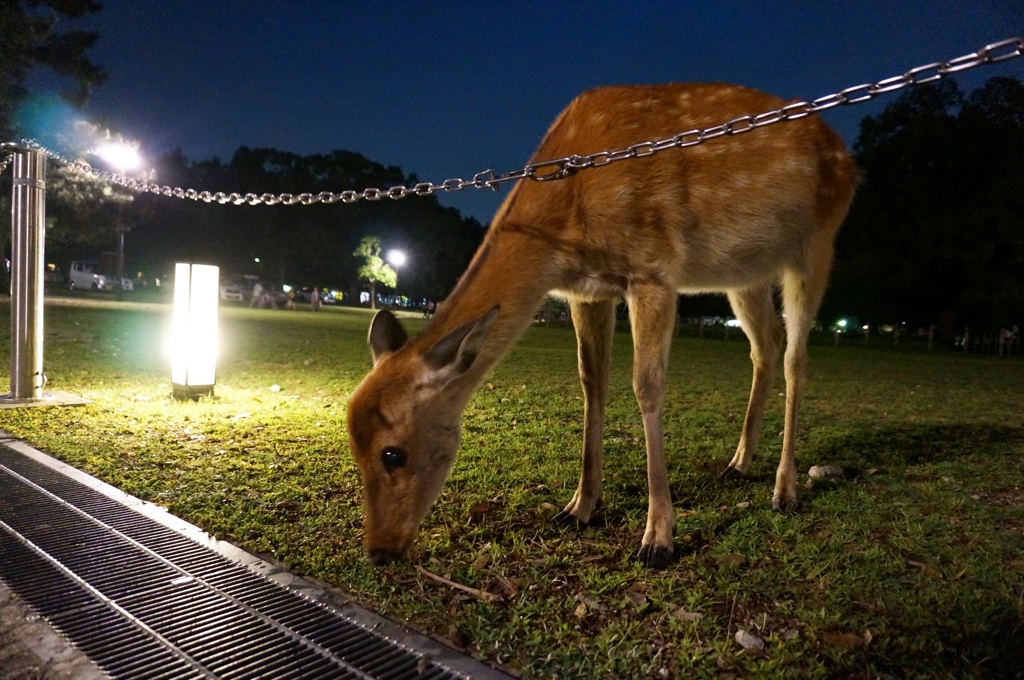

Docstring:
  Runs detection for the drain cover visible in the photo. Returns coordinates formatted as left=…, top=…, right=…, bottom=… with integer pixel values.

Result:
left=0, top=441, right=510, bottom=680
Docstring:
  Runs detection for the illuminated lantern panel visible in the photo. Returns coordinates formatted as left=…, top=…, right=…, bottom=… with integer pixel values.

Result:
left=171, top=263, right=219, bottom=400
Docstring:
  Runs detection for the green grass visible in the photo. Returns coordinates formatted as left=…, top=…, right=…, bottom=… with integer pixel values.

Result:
left=1, top=297, right=1022, bottom=679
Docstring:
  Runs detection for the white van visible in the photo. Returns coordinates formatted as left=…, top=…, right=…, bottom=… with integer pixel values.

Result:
left=68, top=261, right=134, bottom=291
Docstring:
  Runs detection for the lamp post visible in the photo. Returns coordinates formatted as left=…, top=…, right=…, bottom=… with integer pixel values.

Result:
left=171, top=263, right=219, bottom=400
left=95, top=142, right=141, bottom=283
left=385, top=250, right=406, bottom=307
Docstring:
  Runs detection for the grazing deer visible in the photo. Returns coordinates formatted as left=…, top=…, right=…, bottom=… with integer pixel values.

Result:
left=347, top=83, right=859, bottom=568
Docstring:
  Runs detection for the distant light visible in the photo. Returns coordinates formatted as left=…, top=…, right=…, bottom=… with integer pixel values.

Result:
left=95, top=142, right=141, bottom=172
left=282, top=284, right=292, bottom=293
left=254, top=257, right=260, bottom=263
left=862, top=325, right=869, bottom=330
left=386, top=250, right=406, bottom=267
left=837, top=319, right=848, bottom=328
left=171, top=263, right=219, bottom=400
left=725, top=319, right=742, bottom=328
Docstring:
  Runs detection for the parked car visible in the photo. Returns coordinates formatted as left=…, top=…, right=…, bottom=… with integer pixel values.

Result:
left=43, top=264, right=64, bottom=283
left=68, top=261, right=133, bottom=291
left=219, top=281, right=244, bottom=302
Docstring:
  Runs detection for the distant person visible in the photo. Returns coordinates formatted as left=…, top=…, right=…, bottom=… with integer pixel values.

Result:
left=310, top=287, right=322, bottom=312
left=286, top=288, right=296, bottom=310
left=249, top=282, right=263, bottom=308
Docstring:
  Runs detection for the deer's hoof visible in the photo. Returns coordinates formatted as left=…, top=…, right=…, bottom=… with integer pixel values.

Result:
left=719, top=466, right=745, bottom=481
left=552, top=510, right=588, bottom=528
left=772, top=495, right=798, bottom=513
left=635, top=544, right=673, bottom=569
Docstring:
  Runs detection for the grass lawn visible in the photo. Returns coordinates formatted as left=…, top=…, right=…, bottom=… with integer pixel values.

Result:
left=1, top=296, right=1022, bottom=679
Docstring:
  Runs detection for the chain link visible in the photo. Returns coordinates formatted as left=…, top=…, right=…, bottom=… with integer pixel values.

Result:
left=5, top=36, right=1022, bottom=204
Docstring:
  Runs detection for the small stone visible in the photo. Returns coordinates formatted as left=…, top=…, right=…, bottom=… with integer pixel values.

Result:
left=269, top=384, right=281, bottom=392
left=735, top=629, right=765, bottom=651
left=736, top=501, right=750, bottom=509
left=808, top=464, right=843, bottom=479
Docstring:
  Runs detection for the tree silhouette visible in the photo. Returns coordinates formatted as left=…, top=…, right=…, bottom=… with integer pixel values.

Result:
left=825, top=76, right=1024, bottom=339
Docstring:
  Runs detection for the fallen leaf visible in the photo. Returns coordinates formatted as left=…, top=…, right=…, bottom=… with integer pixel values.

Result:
left=469, top=501, right=495, bottom=516
left=720, top=553, right=745, bottom=569
left=539, top=502, right=558, bottom=512
left=822, top=631, right=864, bottom=651
left=626, top=590, right=649, bottom=607
left=906, top=559, right=942, bottom=579
left=531, top=404, right=543, bottom=412
left=574, top=592, right=606, bottom=612
left=275, top=500, right=303, bottom=513
left=953, top=568, right=967, bottom=581
left=550, top=480, right=564, bottom=490
left=447, top=624, right=469, bottom=648
left=736, top=501, right=750, bottom=509
left=671, top=607, right=703, bottom=622
left=416, top=655, right=432, bottom=674
left=470, top=554, right=491, bottom=570
left=573, top=602, right=588, bottom=618
left=486, top=382, right=494, bottom=390
left=497, top=576, right=522, bottom=597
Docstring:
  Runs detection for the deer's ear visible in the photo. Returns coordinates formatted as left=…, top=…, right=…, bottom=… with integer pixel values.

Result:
left=422, top=306, right=499, bottom=389
left=368, top=310, right=408, bottom=365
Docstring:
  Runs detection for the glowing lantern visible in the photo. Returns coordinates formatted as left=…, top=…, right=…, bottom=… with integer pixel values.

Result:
left=171, top=263, right=219, bottom=399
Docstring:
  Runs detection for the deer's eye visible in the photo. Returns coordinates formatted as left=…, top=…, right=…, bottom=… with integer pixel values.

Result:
left=381, top=447, right=408, bottom=472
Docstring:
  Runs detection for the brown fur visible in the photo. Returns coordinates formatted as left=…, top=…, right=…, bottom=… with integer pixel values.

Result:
left=346, top=82, right=859, bottom=567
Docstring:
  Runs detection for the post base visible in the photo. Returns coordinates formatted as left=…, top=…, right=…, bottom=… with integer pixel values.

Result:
left=172, top=383, right=214, bottom=401
left=0, top=391, right=91, bottom=409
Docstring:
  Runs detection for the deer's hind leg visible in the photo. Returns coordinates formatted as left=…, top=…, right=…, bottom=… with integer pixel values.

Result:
left=775, top=232, right=835, bottom=512
left=721, top=283, right=783, bottom=478
left=555, top=298, right=615, bottom=527
left=626, top=284, right=679, bottom=568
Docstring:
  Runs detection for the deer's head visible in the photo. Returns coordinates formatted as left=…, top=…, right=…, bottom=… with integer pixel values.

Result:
left=346, top=307, right=499, bottom=565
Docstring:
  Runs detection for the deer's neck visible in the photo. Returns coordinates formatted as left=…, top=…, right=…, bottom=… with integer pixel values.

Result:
left=421, top=222, right=560, bottom=402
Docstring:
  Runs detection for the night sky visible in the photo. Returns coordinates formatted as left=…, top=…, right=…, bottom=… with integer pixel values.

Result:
left=25, top=1, right=1024, bottom=223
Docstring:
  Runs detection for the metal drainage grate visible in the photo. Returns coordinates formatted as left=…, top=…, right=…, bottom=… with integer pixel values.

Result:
left=0, top=444, right=504, bottom=680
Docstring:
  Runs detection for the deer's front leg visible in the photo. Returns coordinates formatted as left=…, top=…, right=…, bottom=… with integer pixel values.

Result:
left=627, top=286, right=678, bottom=568
left=555, top=299, right=615, bottom=528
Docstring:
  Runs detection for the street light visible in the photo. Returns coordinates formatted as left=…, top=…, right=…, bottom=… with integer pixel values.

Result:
left=385, top=249, right=406, bottom=267
left=95, top=142, right=142, bottom=283
left=95, top=142, right=141, bottom=173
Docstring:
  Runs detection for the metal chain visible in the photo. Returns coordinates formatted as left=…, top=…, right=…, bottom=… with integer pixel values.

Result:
left=0, top=152, right=12, bottom=176
left=6, top=36, right=1022, bottom=205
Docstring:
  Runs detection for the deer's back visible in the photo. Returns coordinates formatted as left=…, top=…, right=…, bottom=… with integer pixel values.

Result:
left=495, top=83, right=859, bottom=296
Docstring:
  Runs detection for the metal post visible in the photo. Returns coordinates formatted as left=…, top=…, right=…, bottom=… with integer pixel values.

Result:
left=2, top=143, right=50, bottom=402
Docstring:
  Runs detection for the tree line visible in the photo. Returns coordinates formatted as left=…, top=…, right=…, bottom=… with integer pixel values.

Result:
left=1, top=1, right=1021, bottom=337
